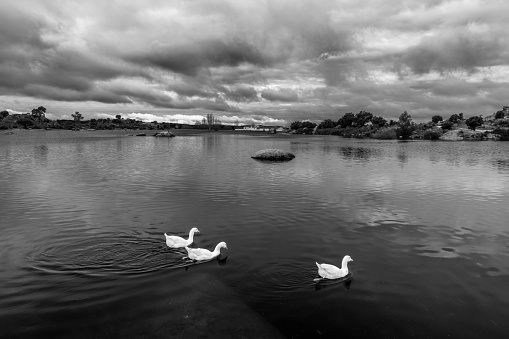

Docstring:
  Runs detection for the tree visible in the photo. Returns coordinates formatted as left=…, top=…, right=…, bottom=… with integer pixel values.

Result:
left=18, top=117, right=35, bottom=129
left=337, top=112, right=355, bottom=128
left=398, top=111, right=412, bottom=126
left=290, top=120, right=316, bottom=132
left=31, top=106, right=46, bottom=126
left=72, top=111, right=83, bottom=129
left=290, top=121, right=302, bottom=130
left=441, top=120, right=454, bottom=131
left=318, top=119, right=336, bottom=129
left=431, top=115, right=443, bottom=124
left=494, top=110, right=505, bottom=119
left=448, top=114, right=460, bottom=123
left=371, top=116, right=387, bottom=127
left=423, top=129, right=442, bottom=140
left=0, top=115, right=16, bottom=129
left=116, top=114, right=121, bottom=120
left=397, top=111, right=413, bottom=139
left=206, top=113, right=216, bottom=129
left=465, top=116, right=484, bottom=131
left=353, top=111, right=373, bottom=127
left=0, top=110, right=9, bottom=120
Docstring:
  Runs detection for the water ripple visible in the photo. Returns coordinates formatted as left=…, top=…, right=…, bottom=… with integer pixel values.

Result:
left=234, top=262, right=319, bottom=301
left=26, top=234, right=188, bottom=277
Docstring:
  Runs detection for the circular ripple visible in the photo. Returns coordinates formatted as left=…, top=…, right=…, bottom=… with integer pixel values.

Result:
left=233, top=262, right=319, bottom=300
left=26, top=234, right=189, bottom=277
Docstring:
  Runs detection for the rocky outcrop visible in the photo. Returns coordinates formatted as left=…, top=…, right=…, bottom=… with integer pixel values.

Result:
left=251, top=149, right=295, bottom=161
left=439, top=129, right=487, bottom=141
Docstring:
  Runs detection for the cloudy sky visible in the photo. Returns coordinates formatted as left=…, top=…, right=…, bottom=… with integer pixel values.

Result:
left=1, top=0, right=508, bottom=125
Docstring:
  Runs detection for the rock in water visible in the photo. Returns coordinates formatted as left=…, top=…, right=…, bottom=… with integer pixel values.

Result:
left=154, top=131, right=175, bottom=137
left=251, top=149, right=295, bottom=161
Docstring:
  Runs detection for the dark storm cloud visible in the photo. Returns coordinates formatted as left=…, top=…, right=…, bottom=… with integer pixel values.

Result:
left=105, top=82, right=238, bottom=111
left=165, top=81, right=217, bottom=99
left=398, top=31, right=505, bottom=74
left=20, top=84, right=131, bottom=104
left=317, top=56, right=368, bottom=86
left=0, top=4, right=52, bottom=51
left=409, top=77, right=495, bottom=97
left=192, top=98, right=240, bottom=112
left=261, top=88, right=299, bottom=102
left=127, top=39, right=268, bottom=77
left=221, top=85, right=259, bottom=102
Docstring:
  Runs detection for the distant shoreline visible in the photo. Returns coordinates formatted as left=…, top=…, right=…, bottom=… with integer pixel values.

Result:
left=1, top=128, right=293, bottom=138
left=3, top=127, right=508, bottom=141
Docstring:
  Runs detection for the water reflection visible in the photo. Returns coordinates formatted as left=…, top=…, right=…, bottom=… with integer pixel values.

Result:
left=339, top=146, right=381, bottom=162
left=396, top=143, right=409, bottom=165
left=184, top=256, right=228, bottom=270
left=2, top=131, right=509, bottom=338
left=33, top=145, right=48, bottom=167
left=315, top=277, right=352, bottom=291
left=203, top=134, right=221, bottom=154
left=491, top=159, right=509, bottom=173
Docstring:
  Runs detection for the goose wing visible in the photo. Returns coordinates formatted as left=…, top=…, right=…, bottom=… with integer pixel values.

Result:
left=185, top=247, right=214, bottom=260
left=316, top=263, right=341, bottom=278
left=165, top=235, right=188, bottom=247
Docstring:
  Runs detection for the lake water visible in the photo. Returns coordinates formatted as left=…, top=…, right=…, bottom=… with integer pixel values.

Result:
left=1, top=130, right=509, bottom=338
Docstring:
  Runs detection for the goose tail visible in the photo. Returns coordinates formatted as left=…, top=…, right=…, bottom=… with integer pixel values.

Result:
left=315, top=262, right=321, bottom=268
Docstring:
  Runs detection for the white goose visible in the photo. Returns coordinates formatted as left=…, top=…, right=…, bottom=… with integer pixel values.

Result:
left=185, top=242, right=227, bottom=261
left=314, top=255, right=353, bottom=281
left=164, top=227, right=200, bottom=248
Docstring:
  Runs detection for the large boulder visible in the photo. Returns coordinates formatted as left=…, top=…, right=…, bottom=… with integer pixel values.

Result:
left=251, top=149, right=295, bottom=161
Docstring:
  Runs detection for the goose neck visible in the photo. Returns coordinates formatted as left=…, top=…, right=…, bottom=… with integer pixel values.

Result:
left=341, top=258, right=349, bottom=270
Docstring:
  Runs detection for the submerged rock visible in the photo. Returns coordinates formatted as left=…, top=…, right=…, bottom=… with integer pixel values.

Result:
left=251, top=149, right=295, bottom=161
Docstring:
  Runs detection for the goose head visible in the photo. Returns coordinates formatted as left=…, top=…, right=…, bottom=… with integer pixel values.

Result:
left=190, top=227, right=200, bottom=234
left=216, top=242, right=228, bottom=250
left=343, top=255, right=353, bottom=263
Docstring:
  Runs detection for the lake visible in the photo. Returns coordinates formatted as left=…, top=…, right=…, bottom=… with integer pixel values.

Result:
left=1, top=130, right=509, bottom=338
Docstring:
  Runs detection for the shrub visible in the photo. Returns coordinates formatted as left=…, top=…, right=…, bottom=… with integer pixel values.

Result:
left=441, top=121, right=454, bottom=130
left=493, top=128, right=509, bottom=141
left=315, top=128, right=344, bottom=135
left=396, top=126, right=414, bottom=139
left=423, top=129, right=443, bottom=140
left=371, top=127, right=398, bottom=140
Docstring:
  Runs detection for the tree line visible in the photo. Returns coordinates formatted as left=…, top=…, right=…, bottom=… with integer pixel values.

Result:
left=0, top=108, right=234, bottom=131
left=289, top=109, right=507, bottom=139
left=0, top=107, right=160, bottom=130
